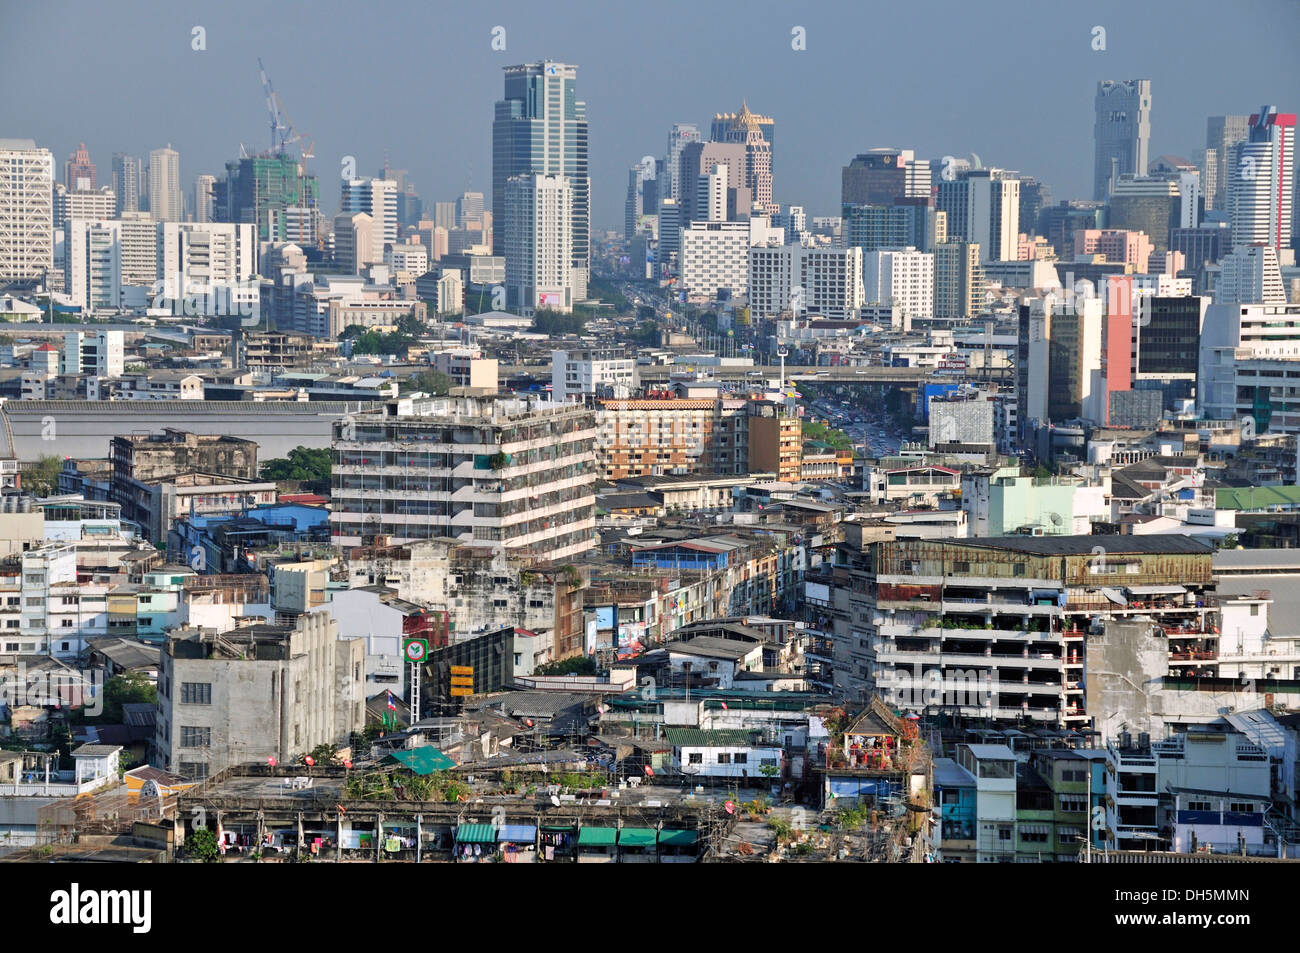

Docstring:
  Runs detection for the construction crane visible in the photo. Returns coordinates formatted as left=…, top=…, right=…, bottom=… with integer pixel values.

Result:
left=257, top=57, right=314, bottom=163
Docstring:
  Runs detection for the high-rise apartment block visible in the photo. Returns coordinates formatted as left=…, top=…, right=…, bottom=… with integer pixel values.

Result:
left=0, top=139, right=54, bottom=283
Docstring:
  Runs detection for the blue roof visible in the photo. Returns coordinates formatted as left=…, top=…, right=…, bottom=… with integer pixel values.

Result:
left=497, top=824, right=537, bottom=842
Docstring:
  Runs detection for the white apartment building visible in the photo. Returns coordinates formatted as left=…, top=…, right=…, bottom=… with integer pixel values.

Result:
left=0, top=543, right=109, bottom=659
left=863, top=246, right=934, bottom=321
left=148, top=146, right=183, bottom=223
left=937, top=170, right=1020, bottom=263
left=384, top=242, right=429, bottom=277
left=341, top=177, right=397, bottom=263
left=551, top=348, right=638, bottom=401
left=330, top=394, right=596, bottom=559
left=63, top=220, right=122, bottom=311
left=63, top=329, right=124, bottom=378
left=679, top=216, right=783, bottom=299
left=749, top=243, right=864, bottom=320
left=504, top=173, right=574, bottom=315
left=155, top=221, right=257, bottom=316
left=53, top=185, right=116, bottom=230
left=0, top=139, right=54, bottom=283
left=1199, top=302, right=1300, bottom=423
left=119, top=212, right=158, bottom=287
left=1215, top=244, right=1286, bottom=305
left=1229, top=107, right=1294, bottom=255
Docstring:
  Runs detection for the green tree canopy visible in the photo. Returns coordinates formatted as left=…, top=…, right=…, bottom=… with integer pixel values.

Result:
left=22, top=456, right=62, bottom=496
left=530, top=309, right=587, bottom=336
left=408, top=369, right=452, bottom=396
left=98, top=671, right=158, bottom=724
left=261, top=447, right=331, bottom=486
left=801, top=421, right=852, bottom=452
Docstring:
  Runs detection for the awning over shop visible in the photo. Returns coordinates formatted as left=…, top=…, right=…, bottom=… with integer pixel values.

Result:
left=577, top=826, right=617, bottom=847
left=497, top=824, right=537, bottom=843
left=1126, top=585, right=1188, bottom=596
left=455, top=823, right=498, bottom=843
left=657, top=829, right=699, bottom=847
left=617, top=827, right=657, bottom=847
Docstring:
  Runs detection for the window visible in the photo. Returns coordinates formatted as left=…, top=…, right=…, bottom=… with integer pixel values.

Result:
left=998, top=828, right=1012, bottom=841
left=1250, top=604, right=1260, bottom=617
left=733, top=753, right=748, bottom=764
left=717, top=753, right=732, bottom=764
left=1228, top=802, right=1256, bottom=814
left=180, top=682, right=212, bottom=705
left=688, top=753, right=702, bottom=764
left=179, top=761, right=209, bottom=781
left=1021, top=830, right=1049, bottom=844
left=1187, top=800, right=1213, bottom=812
left=180, top=726, right=211, bottom=748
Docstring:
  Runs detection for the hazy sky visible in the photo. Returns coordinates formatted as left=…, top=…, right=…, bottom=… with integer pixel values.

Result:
left=3, top=0, right=1297, bottom=230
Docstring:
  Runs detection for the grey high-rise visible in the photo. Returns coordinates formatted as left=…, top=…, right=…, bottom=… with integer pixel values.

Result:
left=1205, top=115, right=1250, bottom=212
left=492, top=61, right=589, bottom=299
left=1093, top=79, right=1152, bottom=200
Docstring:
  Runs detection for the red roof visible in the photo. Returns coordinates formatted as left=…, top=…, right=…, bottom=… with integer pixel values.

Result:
left=279, top=493, right=328, bottom=506
left=36, top=343, right=57, bottom=351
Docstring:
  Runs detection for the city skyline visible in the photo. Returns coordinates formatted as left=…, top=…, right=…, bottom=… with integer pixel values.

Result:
left=2, top=0, right=1297, bottom=230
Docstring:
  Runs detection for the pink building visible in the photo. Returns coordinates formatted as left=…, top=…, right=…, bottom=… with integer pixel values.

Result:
left=1072, top=228, right=1153, bottom=274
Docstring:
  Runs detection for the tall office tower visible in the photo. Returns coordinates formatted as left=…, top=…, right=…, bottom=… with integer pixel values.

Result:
left=710, top=104, right=775, bottom=171
left=936, top=169, right=1020, bottom=262
left=434, top=201, right=457, bottom=231
left=934, top=242, right=987, bottom=319
left=664, top=123, right=701, bottom=203
left=148, top=146, right=183, bottom=222
left=677, top=141, right=747, bottom=223
left=1205, top=116, right=1250, bottom=212
left=111, top=153, right=143, bottom=216
left=193, top=174, right=216, bottom=224
left=698, top=164, right=731, bottom=223
left=625, top=162, right=658, bottom=239
left=341, top=177, right=397, bottom=262
left=332, top=212, right=374, bottom=274
left=1093, top=80, right=1152, bottom=200
left=1018, top=178, right=1051, bottom=235
left=656, top=198, right=680, bottom=273
left=1107, top=175, right=1181, bottom=260
left=711, top=103, right=775, bottom=214
left=862, top=247, right=934, bottom=321
left=1216, top=244, right=1286, bottom=305
left=841, top=149, right=929, bottom=209
left=1229, top=106, right=1295, bottom=256
left=64, top=143, right=96, bottom=190
left=457, top=191, right=485, bottom=227
left=492, top=62, right=589, bottom=299
left=218, top=155, right=320, bottom=241
left=0, top=139, right=54, bottom=283
left=504, top=173, right=574, bottom=314
left=844, top=199, right=944, bottom=253
left=63, top=219, right=122, bottom=311
left=53, top=184, right=116, bottom=230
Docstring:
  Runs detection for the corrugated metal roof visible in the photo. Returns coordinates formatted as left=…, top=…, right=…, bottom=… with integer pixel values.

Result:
left=497, top=824, right=536, bottom=843
left=662, top=728, right=763, bottom=747
left=455, top=823, right=498, bottom=843
left=382, top=746, right=456, bottom=775
left=578, top=827, right=617, bottom=846
left=618, top=828, right=657, bottom=847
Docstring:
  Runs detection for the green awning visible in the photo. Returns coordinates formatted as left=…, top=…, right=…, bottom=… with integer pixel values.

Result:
left=658, top=829, right=699, bottom=847
left=541, top=824, right=576, bottom=832
left=577, top=826, right=617, bottom=847
left=455, top=823, right=498, bottom=843
left=617, top=827, right=658, bottom=847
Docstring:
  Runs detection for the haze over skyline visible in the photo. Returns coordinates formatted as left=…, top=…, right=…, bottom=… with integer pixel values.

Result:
left=3, top=0, right=1297, bottom=229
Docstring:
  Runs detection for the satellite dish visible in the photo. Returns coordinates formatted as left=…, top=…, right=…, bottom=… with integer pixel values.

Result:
left=1050, top=512, right=1063, bottom=526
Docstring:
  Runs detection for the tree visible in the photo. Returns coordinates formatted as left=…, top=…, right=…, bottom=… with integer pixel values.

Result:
left=96, top=671, right=157, bottom=724
left=530, top=309, right=587, bottom=336
left=187, top=827, right=220, bottom=862
left=534, top=656, right=597, bottom=676
left=410, top=369, right=452, bottom=396
left=261, top=447, right=331, bottom=487
left=22, top=456, right=62, bottom=496
left=801, top=421, right=852, bottom=452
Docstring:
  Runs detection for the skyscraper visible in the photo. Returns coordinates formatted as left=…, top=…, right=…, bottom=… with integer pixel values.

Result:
left=492, top=62, right=589, bottom=299
left=664, top=123, right=701, bottom=203
left=341, top=177, right=397, bottom=262
left=64, top=142, right=96, bottom=190
left=842, top=149, right=931, bottom=209
left=504, top=173, right=573, bottom=314
left=1229, top=105, right=1295, bottom=255
left=711, top=103, right=775, bottom=215
left=936, top=169, right=1020, bottom=262
left=193, top=174, right=216, bottom=224
left=457, top=191, right=485, bottom=228
left=0, top=139, right=54, bottom=283
left=112, top=153, right=144, bottom=216
left=218, top=154, right=320, bottom=241
left=1205, top=115, right=1250, bottom=212
left=148, top=145, right=183, bottom=222
left=1093, top=80, right=1152, bottom=201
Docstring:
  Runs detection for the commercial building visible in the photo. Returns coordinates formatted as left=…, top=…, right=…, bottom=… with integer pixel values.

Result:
left=341, top=177, right=397, bottom=263
left=937, top=170, right=1020, bottom=262
left=503, top=173, right=574, bottom=315
left=148, top=145, right=183, bottom=223
left=1094, top=80, right=1152, bottom=200
left=0, top=139, right=54, bottom=283
left=863, top=247, right=933, bottom=322
left=1205, top=115, right=1250, bottom=212
left=53, top=184, right=116, bottom=231
left=749, top=244, right=864, bottom=320
left=1108, top=175, right=1180, bottom=259
left=1229, top=106, right=1295, bottom=255
left=493, top=62, right=589, bottom=300
left=330, top=395, right=596, bottom=558
left=156, top=611, right=365, bottom=779
left=678, top=217, right=783, bottom=299
left=552, top=348, right=637, bottom=401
